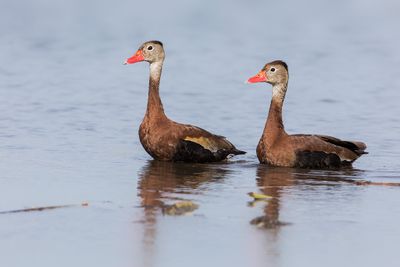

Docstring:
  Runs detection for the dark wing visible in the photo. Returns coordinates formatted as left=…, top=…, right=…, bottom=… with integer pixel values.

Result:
left=172, top=140, right=232, bottom=163
left=291, top=134, right=367, bottom=156
left=181, top=124, right=245, bottom=153
left=315, top=135, right=367, bottom=155
left=289, top=134, right=367, bottom=168
left=172, top=124, right=245, bottom=162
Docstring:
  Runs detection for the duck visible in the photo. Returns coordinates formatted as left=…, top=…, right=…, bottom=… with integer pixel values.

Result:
left=124, top=40, right=245, bottom=162
left=246, top=60, right=367, bottom=168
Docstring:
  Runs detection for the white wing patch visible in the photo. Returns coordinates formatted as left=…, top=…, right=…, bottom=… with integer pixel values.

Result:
left=183, top=136, right=219, bottom=152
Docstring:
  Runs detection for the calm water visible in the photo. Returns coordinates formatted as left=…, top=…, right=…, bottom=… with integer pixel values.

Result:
left=1, top=0, right=400, bottom=266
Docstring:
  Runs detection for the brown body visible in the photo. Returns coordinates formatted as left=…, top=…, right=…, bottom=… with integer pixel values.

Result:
left=139, top=107, right=241, bottom=162
left=126, top=41, right=245, bottom=162
left=248, top=60, right=367, bottom=168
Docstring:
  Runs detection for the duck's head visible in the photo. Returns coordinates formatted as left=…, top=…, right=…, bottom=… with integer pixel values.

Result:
left=124, top=40, right=165, bottom=65
left=247, top=60, right=288, bottom=86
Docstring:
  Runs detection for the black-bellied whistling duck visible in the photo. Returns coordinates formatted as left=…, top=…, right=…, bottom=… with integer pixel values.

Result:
left=124, top=40, right=245, bottom=162
left=247, top=60, right=367, bottom=168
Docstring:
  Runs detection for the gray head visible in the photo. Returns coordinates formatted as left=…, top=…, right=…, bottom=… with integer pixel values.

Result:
left=124, top=40, right=165, bottom=65
left=247, top=60, right=289, bottom=86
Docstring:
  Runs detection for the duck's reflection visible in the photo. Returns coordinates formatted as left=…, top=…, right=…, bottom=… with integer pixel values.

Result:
left=251, top=165, right=294, bottom=229
left=138, top=160, right=229, bottom=208
left=251, top=165, right=366, bottom=229
left=137, top=160, right=230, bottom=240
left=137, top=160, right=230, bottom=267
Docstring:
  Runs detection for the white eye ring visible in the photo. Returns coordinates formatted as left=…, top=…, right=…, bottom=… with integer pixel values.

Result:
left=270, top=67, right=276, bottom=72
left=147, top=46, right=153, bottom=51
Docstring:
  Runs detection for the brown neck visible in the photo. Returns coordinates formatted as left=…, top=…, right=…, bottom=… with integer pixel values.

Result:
left=262, top=83, right=287, bottom=144
left=145, top=61, right=166, bottom=120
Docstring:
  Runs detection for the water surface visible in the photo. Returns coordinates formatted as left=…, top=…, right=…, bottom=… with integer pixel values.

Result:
left=1, top=0, right=400, bottom=266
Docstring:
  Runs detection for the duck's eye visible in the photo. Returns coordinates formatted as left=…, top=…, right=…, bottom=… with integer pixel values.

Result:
left=147, top=46, right=153, bottom=51
left=270, top=67, right=276, bottom=72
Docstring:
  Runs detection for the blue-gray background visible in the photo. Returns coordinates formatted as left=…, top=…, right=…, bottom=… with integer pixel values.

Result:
left=1, top=0, right=400, bottom=267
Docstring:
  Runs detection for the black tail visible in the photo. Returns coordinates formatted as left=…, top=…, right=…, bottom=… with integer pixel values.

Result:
left=231, top=149, right=246, bottom=155
left=174, top=140, right=245, bottom=163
